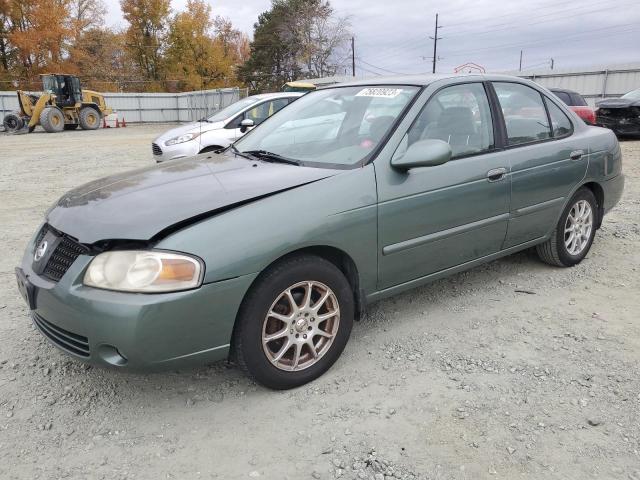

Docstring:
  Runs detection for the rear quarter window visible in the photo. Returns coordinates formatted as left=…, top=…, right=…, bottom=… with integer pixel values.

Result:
left=545, top=98, right=573, bottom=138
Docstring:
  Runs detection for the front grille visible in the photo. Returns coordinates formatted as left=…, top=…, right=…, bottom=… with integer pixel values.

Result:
left=35, top=225, right=89, bottom=282
left=33, top=314, right=90, bottom=357
left=43, top=235, right=88, bottom=282
left=152, top=143, right=162, bottom=155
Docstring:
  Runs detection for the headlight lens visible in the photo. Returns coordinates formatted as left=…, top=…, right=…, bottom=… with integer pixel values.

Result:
left=84, top=251, right=203, bottom=293
left=165, top=133, right=200, bottom=146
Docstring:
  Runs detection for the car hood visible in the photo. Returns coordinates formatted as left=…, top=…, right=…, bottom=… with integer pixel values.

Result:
left=154, top=121, right=226, bottom=143
left=46, top=152, right=341, bottom=244
left=596, top=98, right=640, bottom=108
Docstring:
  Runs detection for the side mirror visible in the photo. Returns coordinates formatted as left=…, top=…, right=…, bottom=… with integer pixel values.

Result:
left=240, top=118, right=254, bottom=133
left=391, top=139, right=452, bottom=171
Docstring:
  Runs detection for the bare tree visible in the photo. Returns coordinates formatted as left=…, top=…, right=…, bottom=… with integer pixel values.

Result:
left=282, top=0, right=351, bottom=78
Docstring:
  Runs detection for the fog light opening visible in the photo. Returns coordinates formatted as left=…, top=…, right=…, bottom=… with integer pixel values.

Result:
left=97, top=344, right=128, bottom=367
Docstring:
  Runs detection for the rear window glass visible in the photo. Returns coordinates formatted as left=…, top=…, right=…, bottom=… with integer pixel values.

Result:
left=494, top=82, right=551, bottom=146
left=570, top=93, right=588, bottom=106
left=552, top=91, right=571, bottom=105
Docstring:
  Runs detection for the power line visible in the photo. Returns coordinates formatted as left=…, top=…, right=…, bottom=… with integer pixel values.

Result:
left=356, top=58, right=407, bottom=75
left=358, top=0, right=631, bottom=64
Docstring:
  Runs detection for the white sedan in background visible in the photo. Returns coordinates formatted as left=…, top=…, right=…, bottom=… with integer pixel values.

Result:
left=152, top=92, right=303, bottom=163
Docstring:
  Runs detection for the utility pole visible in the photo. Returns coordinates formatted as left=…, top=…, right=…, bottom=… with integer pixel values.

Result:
left=550, top=58, right=554, bottom=70
left=351, top=37, right=356, bottom=77
left=519, top=50, right=523, bottom=72
left=429, top=14, right=443, bottom=74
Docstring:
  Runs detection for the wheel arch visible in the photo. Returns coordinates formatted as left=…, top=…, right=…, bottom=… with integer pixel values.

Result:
left=80, top=102, right=102, bottom=114
left=199, top=145, right=225, bottom=154
left=581, top=181, right=605, bottom=229
left=228, top=245, right=364, bottom=361
left=550, top=180, right=605, bottom=236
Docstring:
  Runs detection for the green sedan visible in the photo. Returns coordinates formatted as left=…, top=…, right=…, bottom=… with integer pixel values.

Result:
left=16, top=75, right=624, bottom=389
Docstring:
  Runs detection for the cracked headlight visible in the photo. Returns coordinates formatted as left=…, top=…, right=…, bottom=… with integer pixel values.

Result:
left=84, top=251, right=204, bottom=293
left=165, top=133, right=200, bottom=146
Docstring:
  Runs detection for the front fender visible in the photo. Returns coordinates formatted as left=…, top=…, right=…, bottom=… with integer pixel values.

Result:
left=155, top=165, right=379, bottom=295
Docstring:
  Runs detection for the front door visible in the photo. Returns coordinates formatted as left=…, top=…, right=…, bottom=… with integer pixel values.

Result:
left=376, top=82, right=511, bottom=290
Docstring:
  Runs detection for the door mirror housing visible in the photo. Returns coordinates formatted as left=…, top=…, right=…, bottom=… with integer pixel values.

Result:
left=240, top=118, right=255, bottom=133
left=391, top=139, right=452, bottom=171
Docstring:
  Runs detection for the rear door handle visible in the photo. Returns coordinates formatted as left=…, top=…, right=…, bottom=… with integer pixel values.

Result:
left=487, top=167, right=508, bottom=182
left=570, top=149, right=584, bottom=161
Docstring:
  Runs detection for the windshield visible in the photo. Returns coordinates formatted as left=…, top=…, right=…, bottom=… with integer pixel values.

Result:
left=206, top=96, right=261, bottom=122
left=235, top=85, right=420, bottom=167
left=621, top=89, right=640, bottom=101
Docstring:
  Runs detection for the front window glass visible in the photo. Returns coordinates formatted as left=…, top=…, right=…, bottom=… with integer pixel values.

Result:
left=235, top=86, right=419, bottom=167
left=206, top=96, right=260, bottom=122
left=406, top=83, right=494, bottom=158
left=621, top=89, right=640, bottom=100
left=494, top=82, right=551, bottom=145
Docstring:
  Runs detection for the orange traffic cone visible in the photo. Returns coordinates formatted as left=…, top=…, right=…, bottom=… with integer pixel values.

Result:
left=103, top=116, right=108, bottom=128
left=121, top=117, right=127, bottom=128
left=115, top=118, right=120, bottom=128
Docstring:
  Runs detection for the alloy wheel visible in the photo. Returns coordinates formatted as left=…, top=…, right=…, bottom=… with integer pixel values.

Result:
left=262, top=281, right=340, bottom=371
left=564, top=199, right=593, bottom=256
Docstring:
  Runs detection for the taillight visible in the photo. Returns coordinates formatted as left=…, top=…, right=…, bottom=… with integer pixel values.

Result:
left=584, top=109, right=596, bottom=125
left=572, top=107, right=596, bottom=125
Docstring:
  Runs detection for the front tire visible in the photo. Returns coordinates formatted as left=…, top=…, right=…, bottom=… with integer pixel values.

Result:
left=233, top=254, right=354, bottom=389
left=39, top=107, right=65, bottom=133
left=79, top=107, right=100, bottom=130
left=536, top=187, right=598, bottom=267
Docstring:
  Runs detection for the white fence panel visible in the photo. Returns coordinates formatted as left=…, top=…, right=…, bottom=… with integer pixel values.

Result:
left=0, top=87, right=246, bottom=123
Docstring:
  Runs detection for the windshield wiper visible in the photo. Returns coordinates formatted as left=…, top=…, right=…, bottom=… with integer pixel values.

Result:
left=230, top=144, right=254, bottom=160
left=242, top=150, right=301, bottom=166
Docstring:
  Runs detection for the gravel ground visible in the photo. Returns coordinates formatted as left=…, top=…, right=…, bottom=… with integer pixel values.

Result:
left=1, top=125, right=639, bottom=480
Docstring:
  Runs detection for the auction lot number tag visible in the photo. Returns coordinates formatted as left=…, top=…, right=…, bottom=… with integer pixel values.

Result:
left=356, top=87, right=403, bottom=98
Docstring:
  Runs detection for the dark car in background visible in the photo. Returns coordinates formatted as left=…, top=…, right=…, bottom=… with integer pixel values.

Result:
left=549, top=88, right=596, bottom=125
left=596, top=88, right=640, bottom=137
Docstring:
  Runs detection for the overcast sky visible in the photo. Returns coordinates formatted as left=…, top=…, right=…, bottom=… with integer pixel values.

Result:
left=103, top=0, right=640, bottom=76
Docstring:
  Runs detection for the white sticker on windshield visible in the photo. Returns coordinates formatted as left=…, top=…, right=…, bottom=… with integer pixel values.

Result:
left=356, top=87, right=403, bottom=98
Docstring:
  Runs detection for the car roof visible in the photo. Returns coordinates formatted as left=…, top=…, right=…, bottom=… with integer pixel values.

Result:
left=321, top=73, right=540, bottom=88
left=549, top=88, right=581, bottom=95
left=251, top=92, right=305, bottom=100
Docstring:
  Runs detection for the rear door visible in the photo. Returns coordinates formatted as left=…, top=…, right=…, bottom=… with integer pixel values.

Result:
left=491, top=82, right=589, bottom=248
left=376, top=81, right=511, bottom=289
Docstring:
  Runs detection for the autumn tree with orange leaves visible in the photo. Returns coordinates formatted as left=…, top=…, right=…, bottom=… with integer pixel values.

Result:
left=0, top=0, right=249, bottom=92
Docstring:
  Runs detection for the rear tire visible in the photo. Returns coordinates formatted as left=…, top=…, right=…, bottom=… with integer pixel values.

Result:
left=233, top=254, right=354, bottom=389
left=536, top=187, right=598, bottom=267
left=3, top=113, right=25, bottom=132
left=39, top=107, right=65, bottom=133
left=79, top=107, right=100, bottom=130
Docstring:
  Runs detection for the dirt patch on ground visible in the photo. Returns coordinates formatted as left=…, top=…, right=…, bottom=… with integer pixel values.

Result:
left=1, top=126, right=639, bottom=479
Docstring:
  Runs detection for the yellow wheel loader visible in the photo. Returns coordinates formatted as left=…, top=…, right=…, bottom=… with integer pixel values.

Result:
left=2, top=74, right=112, bottom=133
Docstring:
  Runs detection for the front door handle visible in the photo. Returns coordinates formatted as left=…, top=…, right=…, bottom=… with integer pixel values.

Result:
left=487, top=167, right=508, bottom=182
left=570, top=149, right=584, bottom=161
